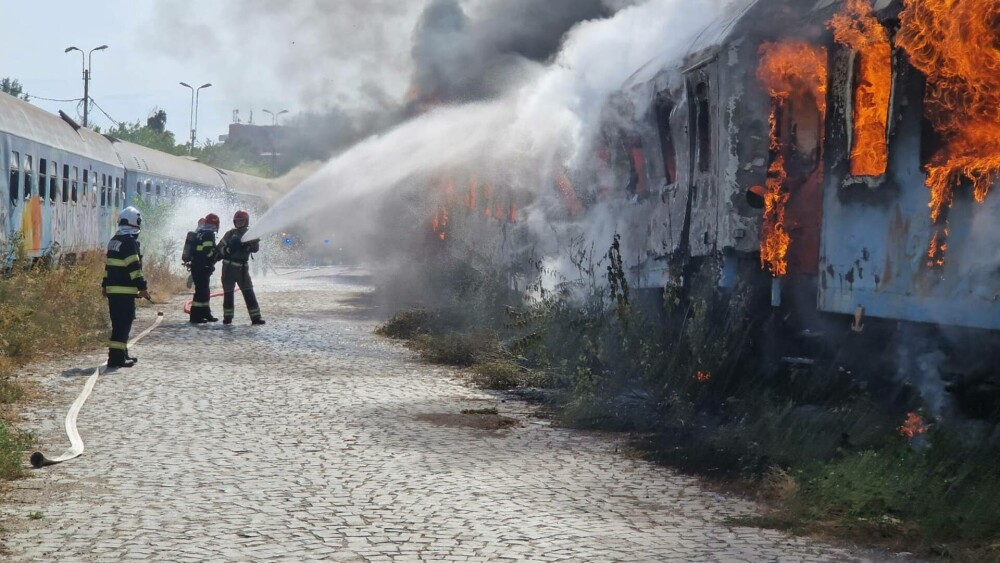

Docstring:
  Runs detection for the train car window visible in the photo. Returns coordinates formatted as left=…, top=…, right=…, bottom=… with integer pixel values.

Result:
left=695, top=83, right=712, bottom=174
left=24, top=155, right=33, bottom=200
left=114, top=178, right=120, bottom=208
left=100, top=174, right=106, bottom=207
left=654, top=94, right=677, bottom=184
left=39, top=159, right=47, bottom=187
left=145, top=181, right=151, bottom=198
left=135, top=181, right=141, bottom=204
left=155, top=184, right=161, bottom=198
left=82, top=169, right=89, bottom=206
left=9, top=151, right=19, bottom=206
left=48, top=160, right=57, bottom=204
left=72, top=166, right=79, bottom=204
left=62, top=165, right=69, bottom=203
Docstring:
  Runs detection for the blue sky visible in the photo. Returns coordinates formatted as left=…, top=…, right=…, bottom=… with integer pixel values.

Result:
left=0, top=0, right=417, bottom=144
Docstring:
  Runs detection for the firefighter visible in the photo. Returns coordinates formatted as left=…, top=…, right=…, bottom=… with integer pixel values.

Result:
left=189, top=213, right=221, bottom=323
left=182, top=217, right=205, bottom=289
left=219, top=210, right=265, bottom=325
left=102, top=206, right=150, bottom=369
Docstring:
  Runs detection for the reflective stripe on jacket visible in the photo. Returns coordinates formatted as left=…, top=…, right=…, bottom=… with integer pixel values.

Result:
left=102, top=234, right=146, bottom=293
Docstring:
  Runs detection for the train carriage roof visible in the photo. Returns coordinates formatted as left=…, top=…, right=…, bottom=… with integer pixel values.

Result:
left=107, top=137, right=226, bottom=189
left=0, top=91, right=121, bottom=166
left=216, top=167, right=278, bottom=202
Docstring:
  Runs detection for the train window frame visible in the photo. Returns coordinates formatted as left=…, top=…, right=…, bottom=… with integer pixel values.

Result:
left=155, top=183, right=161, bottom=198
left=145, top=180, right=151, bottom=199
left=48, top=160, right=58, bottom=204
left=114, top=178, right=121, bottom=208
left=695, top=82, right=712, bottom=174
left=23, top=154, right=33, bottom=201
left=82, top=169, right=89, bottom=206
left=654, top=93, right=678, bottom=185
left=71, top=166, right=79, bottom=204
left=9, top=151, right=19, bottom=206
left=100, top=174, right=107, bottom=207
left=135, top=181, right=141, bottom=204
left=62, top=164, right=69, bottom=203
left=844, top=47, right=892, bottom=181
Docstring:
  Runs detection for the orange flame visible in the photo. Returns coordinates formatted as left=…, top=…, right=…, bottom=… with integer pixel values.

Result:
left=897, top=412, right=929, bottom=439
left=695, top=371, right=712, bottom=383
left=829, top=0, right=891, bottom=177
left=555, top=168, right=583, bottom=217
left=431, top=206, right=449, bottom=241
left=509, top=202, right=518, bottom=223
left=757, top=42, right=828, bottom=277
left=466, top=174, right=478, bottom=209
left=897, top=0, right=1000, bottom=224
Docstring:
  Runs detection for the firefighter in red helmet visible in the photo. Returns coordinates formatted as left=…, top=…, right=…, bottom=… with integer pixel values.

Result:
left=219, top=210, right=265, bottom=325
left=189, top=213, right=221, bottom=323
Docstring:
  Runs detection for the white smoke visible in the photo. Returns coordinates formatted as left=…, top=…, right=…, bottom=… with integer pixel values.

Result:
left=247, top=0, right=732, bottom=253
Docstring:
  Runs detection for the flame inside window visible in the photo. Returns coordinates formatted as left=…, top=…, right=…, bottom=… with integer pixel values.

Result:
left=830, top=0, right=892, bottom=178
left=897, top=0, right=1000, bottom=225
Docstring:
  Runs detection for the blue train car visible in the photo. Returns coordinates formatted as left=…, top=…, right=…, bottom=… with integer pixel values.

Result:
left=0, top=92, right=123, bottom=257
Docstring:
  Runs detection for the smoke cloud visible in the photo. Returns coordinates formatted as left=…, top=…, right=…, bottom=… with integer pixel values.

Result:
left=245, top=0, right=732, bottom=272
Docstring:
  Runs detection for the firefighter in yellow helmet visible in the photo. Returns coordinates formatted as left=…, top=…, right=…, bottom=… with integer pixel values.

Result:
left=102, top=206, right=150, bottom=368
left=219, top=210, right=265, bottom=325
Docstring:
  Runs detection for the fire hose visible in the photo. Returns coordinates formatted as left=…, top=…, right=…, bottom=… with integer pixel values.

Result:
left=30, top=301, right=164, bottom=469
left=182, top=288, right=241, bottom=314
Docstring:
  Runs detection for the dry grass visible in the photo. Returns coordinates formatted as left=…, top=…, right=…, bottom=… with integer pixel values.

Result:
left=141, top=255, right=187, bottom=303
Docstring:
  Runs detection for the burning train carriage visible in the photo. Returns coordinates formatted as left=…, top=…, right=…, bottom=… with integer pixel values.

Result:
left=608, top=0, right=1000, bottom=410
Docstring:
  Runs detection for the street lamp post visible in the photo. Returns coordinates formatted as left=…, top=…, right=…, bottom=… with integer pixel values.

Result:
left=64, top=45, right=108, bottom=128
left=179, top=82, right=212, bottom=153
left=261, top=109, right=289, bottom=126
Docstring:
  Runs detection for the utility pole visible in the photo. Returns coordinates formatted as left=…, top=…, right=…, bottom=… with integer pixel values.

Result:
left=180, top=82, right=212, bottom=154
left=64, top=45, right=108, bottom=128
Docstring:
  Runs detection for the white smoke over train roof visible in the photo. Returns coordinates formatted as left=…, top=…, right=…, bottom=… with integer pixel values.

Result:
left=245, top=0, right=732, bottom=253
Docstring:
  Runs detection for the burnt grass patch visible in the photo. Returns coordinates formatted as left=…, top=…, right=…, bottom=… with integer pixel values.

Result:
left=374, top=247, right=1000, bottom=560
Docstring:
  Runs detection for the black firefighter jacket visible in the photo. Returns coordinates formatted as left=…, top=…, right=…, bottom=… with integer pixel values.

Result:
left=102, top=233, right=147, bottom=296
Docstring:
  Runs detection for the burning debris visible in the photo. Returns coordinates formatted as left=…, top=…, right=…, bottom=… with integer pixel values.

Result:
left=829, top=0, right=892, bottom=178
left=897, top=412, right=930, bottom=439
left=756, top=41, right=828, bottom=277
left=695, top=371, right=712, bottom=383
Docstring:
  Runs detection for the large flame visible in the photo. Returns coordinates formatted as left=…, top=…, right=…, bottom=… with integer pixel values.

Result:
left=829, top=0, right=892, bottom=177
left=897, top=0, right=1000, bottom=224
left=757, top=42, right=828, bottom=277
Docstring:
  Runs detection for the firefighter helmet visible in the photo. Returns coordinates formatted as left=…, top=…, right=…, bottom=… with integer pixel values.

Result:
left=118, top=207, right=142, bottom=229
left=234, top=210, right=250, bottom=228
left=204, top=213, right=221, bottom=231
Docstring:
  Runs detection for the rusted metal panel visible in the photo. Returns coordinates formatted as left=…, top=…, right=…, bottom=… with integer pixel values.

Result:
left=818, top=44, right=1000, bottom=331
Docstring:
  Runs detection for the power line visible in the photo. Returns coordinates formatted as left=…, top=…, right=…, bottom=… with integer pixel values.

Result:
left=23, top=93, right=82, bottom=103
left=87, top=97, right=121, bottom=129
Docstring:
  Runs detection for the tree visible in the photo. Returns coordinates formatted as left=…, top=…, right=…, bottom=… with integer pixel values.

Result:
left=107, top=120, right=186, bottom=155
left=146, top=108, right=167, bottom=133
left=0, top=77, right=29, bottom=101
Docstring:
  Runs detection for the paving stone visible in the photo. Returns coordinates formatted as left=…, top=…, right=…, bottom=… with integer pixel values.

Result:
left=0, top=268, right=919, bottom=562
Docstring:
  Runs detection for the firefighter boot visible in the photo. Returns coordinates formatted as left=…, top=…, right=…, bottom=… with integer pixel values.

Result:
left=252, top=318, right=266, bottom=326
left=107, top=349, right=135, bottom=369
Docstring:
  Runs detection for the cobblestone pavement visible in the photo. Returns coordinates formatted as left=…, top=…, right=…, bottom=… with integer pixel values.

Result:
left=0, top=268, right=913, bottom=562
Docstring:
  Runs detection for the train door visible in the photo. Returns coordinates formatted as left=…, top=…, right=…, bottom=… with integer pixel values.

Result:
left=770, top=84, right=825, bottom=276
left=686, top=68, right=719, bottom=257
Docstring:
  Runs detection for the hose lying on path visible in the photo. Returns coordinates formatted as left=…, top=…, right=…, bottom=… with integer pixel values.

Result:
left=182, top=289, right=240, bottom=314
left=30, top=309, right=165, bottom=469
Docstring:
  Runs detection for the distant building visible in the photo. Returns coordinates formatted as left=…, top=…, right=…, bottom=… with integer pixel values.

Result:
left=225, top=124, right=289, bottom=154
